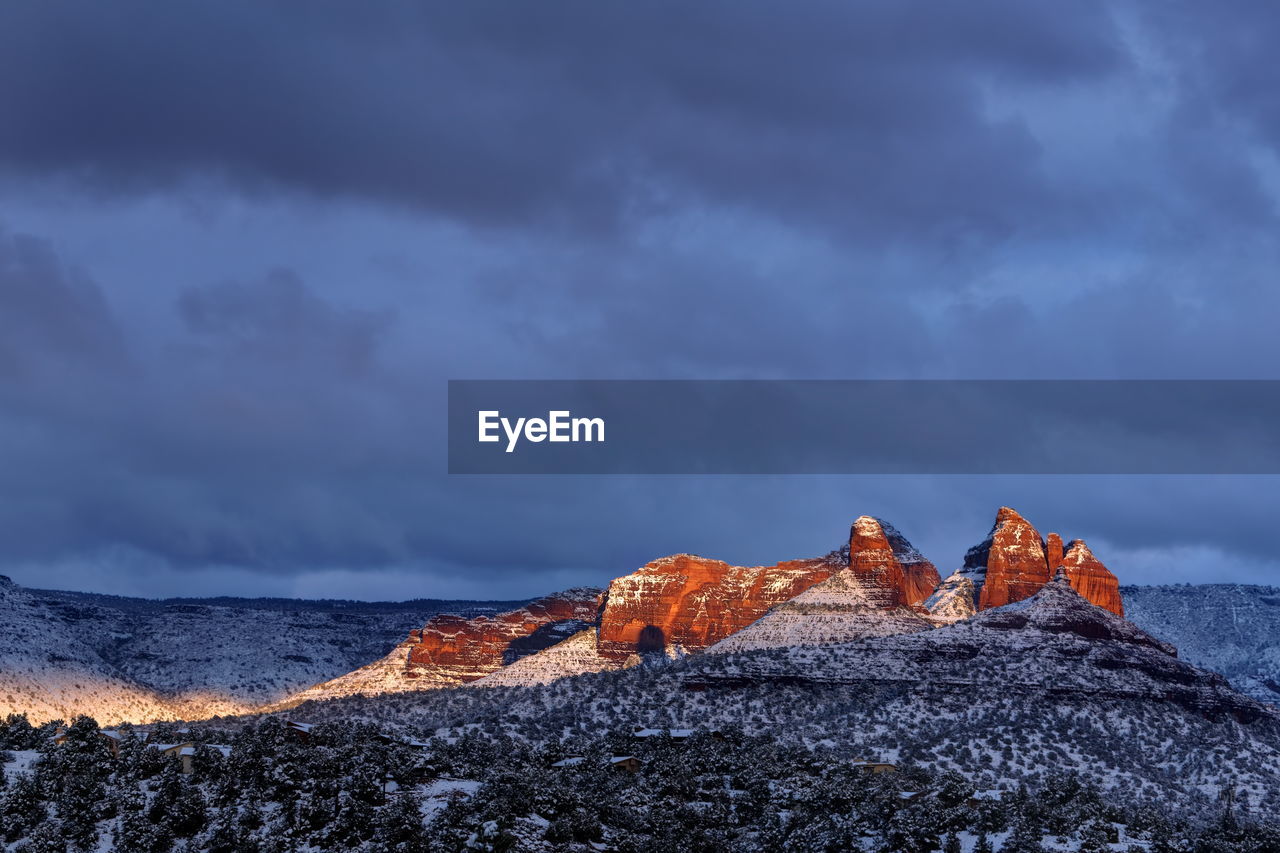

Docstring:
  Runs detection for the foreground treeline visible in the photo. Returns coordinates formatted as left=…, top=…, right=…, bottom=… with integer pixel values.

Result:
left=0, top=713, right=1275, bottom=852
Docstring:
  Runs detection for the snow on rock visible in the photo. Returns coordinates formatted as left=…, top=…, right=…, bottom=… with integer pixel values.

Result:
left=927, top=508, right=1123, bottom=620
left=1122, top=583, right=1280, bottom=703
left=706, top=568, right=933, bottom=653
left=1060, top=538, right=1124, bottom=617
left=278, top=588, right=603, bottom=704
left=692, top=572, right=1266, bottom=725
left=469, top=629, right=619, bottom=687
left=924, top=571, right=979, bottom=624
left=594, top=554, right=837, bottom=662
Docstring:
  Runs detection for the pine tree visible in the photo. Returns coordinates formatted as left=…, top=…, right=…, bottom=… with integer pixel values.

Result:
left=374, top=793, right=429, bottom=853
left=1003, top=818, right=1045, bottom=853
left=17, top=819, right=69, bottom=853
left=2, top=772, right=47, bottom=843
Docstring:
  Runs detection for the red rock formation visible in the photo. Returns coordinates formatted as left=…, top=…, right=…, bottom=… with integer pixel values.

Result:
left=877, top=518, right=942, bottom=607
left=849, top=516, right=909, bottom=608
left=1046, top=532, right=1065, bottom=573
left=594, top=554, right=834, bottom=662
left=946, top=510, right=1124, bottom=617
left=405, top=588, right=603, bottom=682
left=1060, top=539, right=1124, bottom=617
left=967, top=507, right=1051, bottom=610
left=596, top=516, right=940, bottom=661
left=848, top=516, right=940, bottom=609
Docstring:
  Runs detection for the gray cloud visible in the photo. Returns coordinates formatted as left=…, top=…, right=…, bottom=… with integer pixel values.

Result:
left=0, top=1, right=1126, bottom=244
left=1, top=3, right=1280, bottom=598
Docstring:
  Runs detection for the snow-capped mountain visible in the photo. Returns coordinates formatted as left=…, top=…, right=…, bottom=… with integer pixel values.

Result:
left=285, top=574, right=1280, bottom=817
left=13, top=505, right=1280, bottom=743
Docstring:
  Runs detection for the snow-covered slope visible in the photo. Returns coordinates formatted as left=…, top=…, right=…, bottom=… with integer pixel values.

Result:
left=0, top=575, right=518, bottom=723
left=924, top=570, right=979, bottom=623
left=0, top=577, right=240, bottom=723
left=1122, top=584, right=1280, bottom=704
left=705, top=568, right=933, bottom=653
left=284, top=576, right=1280, bottom=816
left=277, top=589, right=603, bottom=704
left=696, top=573, right=1253, bottom=714
left=469, top=629, right=618, bottom=687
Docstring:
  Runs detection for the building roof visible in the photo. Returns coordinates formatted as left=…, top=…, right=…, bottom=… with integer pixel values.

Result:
left=633, top=727, right=694, bottom=738
left=551, top=757, right=586, bottom=767
left=150, top=741, right=195, bottom=753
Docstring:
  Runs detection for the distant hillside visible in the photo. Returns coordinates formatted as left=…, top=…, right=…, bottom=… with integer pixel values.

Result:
left=0, top=574, right=524, bottom=723
left=1123, top=583, right=1280, bottom=704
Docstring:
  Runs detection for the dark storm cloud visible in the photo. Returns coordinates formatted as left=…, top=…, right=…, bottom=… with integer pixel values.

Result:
left=0, top=1, right=1123, bottom=242
left=3, top=3, right=1280, bottom=597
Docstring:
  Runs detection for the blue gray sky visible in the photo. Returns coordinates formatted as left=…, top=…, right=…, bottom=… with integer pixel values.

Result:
left=2, top=1, right=1280, bottom=599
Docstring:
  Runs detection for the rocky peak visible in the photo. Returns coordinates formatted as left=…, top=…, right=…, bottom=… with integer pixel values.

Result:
left=873, top=517, right=942, bottom=607
left=1046, top=532, right=1065, bottom=571
left=964, top=506, right=1050, bottom=610
left=1060, top=538, right=1124, bottom=617
left=848, top=516, right=910, bottom=608
left=928, top=508, right=1125, bottom=620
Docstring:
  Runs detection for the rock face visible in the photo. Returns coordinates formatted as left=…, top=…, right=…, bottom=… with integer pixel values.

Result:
left=850, top=516, right=941, bottom=608
left=968, top=507, right=1051, bottom=610
left=595, top=555, right=835, bottom=662
left=1046, top=532, right=1065, bottom=572
left=405, top=588, right=603, bottom=679
left=706, top=568, right=934, bottom=654
left=927, top=507, right=1124, bottom=620
left=1060, top=539, right=1124, bottom=617
left=596, top=516, right=938, bottom=662
left=281, top=588, right=603, bottom=703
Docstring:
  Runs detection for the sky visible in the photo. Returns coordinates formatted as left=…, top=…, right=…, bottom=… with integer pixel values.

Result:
left=3, top=1, right=1280, bottom=600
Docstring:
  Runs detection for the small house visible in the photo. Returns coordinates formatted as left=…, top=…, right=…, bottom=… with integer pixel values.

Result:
left=52, top=728, right=124, bottom=757
left=850, top=760, right=897, bottom=774
left=150, top=742, right=231, bottom=774
left=551, top=756, right=586, bottom=768
left=284, top=720, right=315, bottom=743
left=610, top=755, right=642, bottom=774
left=149, top=742, right=194, bottom=768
